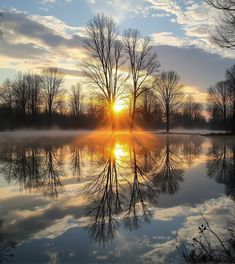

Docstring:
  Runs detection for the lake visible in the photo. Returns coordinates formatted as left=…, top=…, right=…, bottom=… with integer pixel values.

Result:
left=0, top=131, right=234, bottom=263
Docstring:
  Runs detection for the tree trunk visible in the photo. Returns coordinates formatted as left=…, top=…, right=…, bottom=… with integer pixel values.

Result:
left=130, top=110, right=135, bottom=131
left=48, top=110, right=51, bottom=125
left=166, top=108, right=170, bottom=133
left=130, top=96, right=136, bottom=132
left=112, top=114, right=115, bottom=132
left=111, top=107, right=115, bottom=132
left=9, top=107, right=13, bottom=131
left=223, top=107, right=227, bottom=131
left=48, top=100, right=52, bottom=126
left=232, top=99, right=235, bottom=134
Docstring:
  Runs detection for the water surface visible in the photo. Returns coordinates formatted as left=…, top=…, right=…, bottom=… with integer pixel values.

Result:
left=0, top=132, right=234, bottom=263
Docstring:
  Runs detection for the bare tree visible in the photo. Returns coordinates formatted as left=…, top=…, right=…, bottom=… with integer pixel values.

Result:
left=86, top=97, right=96, bottom=116
left=0, top=79, right=13, bottom=109
left=69, top=82, right=84, bottom=118
left=12, top=72, right=28, bottom=119
left=154, top=71, right=184, bottom=133
left=0, top=79, right=14, bottom=129
left=225, top=65, right=235, bottom=132
left=24, top=73, right=42, bottom=120
left=123, top=29, right=160, bottom=130
left=41, top=68, right=64, bottom=123
left=183, top=95, right=204, bottom=123
left=208, top=81, right=230, bottom=126
left=83, top=13, right=128, bottom=130
left=57, top=96, right=68, bottom=116
left=138, top=88, right=161, bottom=127
left=206, top=0, right=235, bottom=49
left=0, top=73, right=42, bottom=128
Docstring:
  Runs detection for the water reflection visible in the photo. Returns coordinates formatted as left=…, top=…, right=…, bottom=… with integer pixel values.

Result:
left=0, top=143, right=64, bottom=198
left=152, top=137, right=184, bottom=195
left=80, top=134, right=200, bottom=245
left=207, top=138, right=235, bottom=200
left=83, top=134, right=160, bottom=245
left=0, top=133, right=234, bottom=254
left=0, top=133, right=203, bottom=246
left=70, top=145, right=82, bottom=179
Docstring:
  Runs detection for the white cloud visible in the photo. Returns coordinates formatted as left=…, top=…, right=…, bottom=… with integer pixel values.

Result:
left=87, top=0, right=145, bottom=23
left=87, top=0, right=96, bottom=4
left=145, top=0, right=235, bottom=58
left=0, top=8, right=86, bottom=81
left=41, top=0, right=56, bottom=5
left=150, top=32, right=189, bottom=47
left=86, top=0, right=235, bottom=58
left=40, top=0, right=73, bottom=7
left=141, top=196, right=235, bottom=263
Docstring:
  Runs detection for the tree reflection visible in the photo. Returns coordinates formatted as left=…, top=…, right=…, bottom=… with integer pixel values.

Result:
left=0, top=142, right=65, bottom=198
left=0, top=145, right=43, bottom=191
left=85, top=140, right=125, bottom=246
left=70, top=146, right=82, bottom=179
left=0, top=133, right=205, bottom=248
left=124, top=142, right=159, bottom=231
left=152, top=136, right=184, bottom=195
left=180, top=136, right=203, bottom=167
left=41, top=146, right=64, bottom=198
left=207, top=140, right=235, bottom=200
left=85, top=134, right=160, bottom=245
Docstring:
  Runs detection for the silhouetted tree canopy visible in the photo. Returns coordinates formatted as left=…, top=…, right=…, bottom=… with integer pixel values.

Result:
left=206, top=0, right=235, bottom=49
left=154, top=71, right=184, bottom=132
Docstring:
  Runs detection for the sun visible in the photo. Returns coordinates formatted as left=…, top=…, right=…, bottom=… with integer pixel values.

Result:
left=113, top=100, right=127, bottom=113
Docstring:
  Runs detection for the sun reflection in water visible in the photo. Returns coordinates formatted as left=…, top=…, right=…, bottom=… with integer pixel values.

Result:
left=112, top=143, right=129, bottom=159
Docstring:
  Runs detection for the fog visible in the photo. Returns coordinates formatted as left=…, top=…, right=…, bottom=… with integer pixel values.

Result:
left=0, top=128, right=227, bottom=139
left=0, top=129, right=91, bottom=138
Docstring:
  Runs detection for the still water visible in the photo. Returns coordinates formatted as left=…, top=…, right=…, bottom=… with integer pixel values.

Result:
left=0, top=132, right=234, bottom=263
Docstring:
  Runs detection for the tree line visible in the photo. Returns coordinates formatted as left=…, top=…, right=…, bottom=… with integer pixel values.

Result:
left=207, top=65, right=235, bottom=132
left=0, top=13, right=234, bottom=132
left=0, top=68, right=208, bottom=131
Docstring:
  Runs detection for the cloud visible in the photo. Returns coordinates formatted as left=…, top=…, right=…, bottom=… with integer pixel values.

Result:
left=41, top=0, right=56, bottom=5
left=141, top=196, right=235, bottom=263
left=151, top=32, right=189, bottom=47
left=0, top=41, right=48, bottom=59
left=146, top=0, right=235, bottom=59
left=86, top=0, right=235, bottom=58
left=86, top=0, right=145, bottom=23
left=153, top=45, right=234, bottom=90
left=2, top=9, right=84, bottom=48
left=183, top=86, right=208, bottom=103
left=87, top=0, right=96, bottom=3
left=0, top=4, right=234, bottom=94
left=40, top=0, right=73, bottom=6
left=0, top=8, right=86, bottom=81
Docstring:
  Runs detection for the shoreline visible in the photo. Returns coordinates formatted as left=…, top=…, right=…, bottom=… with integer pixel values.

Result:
left=0, top=129, right=233, bottom=137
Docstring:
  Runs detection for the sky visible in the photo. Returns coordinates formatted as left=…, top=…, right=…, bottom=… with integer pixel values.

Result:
left=0, top=0, right=235, bottom=103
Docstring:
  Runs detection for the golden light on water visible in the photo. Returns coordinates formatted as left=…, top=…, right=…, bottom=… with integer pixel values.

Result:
left=112, top=143, right=129, bottom=159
